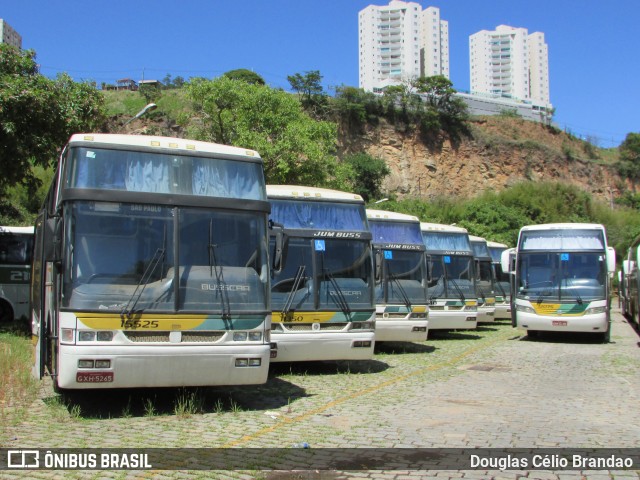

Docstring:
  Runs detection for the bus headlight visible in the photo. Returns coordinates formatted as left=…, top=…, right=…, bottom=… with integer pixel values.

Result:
left=233, top=332, right=248, bottom=341
left=515, top=304, right=535, bottom=314
left=412, top=312, right=427, bottom=319
left=78, top=331, right=96, bottom=342
left=350, top=321, right=374, bottom=330
left=585, top=306, right=607, bottom=315
left=248, top=331, right=262, bottom=342
left=96, top=331, right=114, bottom=341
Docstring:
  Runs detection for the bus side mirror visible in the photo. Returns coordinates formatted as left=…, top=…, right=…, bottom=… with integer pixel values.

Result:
left=606, top=247, right=616, bottom=274
left=269, top=221, right=285, bottom=273
left=375, top=250, right=382, bottom=281
left=501, top=248, right=515, bottom=274
left=44, top=217, right=62, bottom=263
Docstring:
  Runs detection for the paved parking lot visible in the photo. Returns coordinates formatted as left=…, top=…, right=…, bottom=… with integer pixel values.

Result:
left=2, top=308, right=639, bottom=479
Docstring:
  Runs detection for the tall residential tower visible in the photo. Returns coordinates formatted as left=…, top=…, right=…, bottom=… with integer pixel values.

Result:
left=0, top=19, right=22, bottom=49
left=359, top=1, right=449, bottom=93
left=469, top=25, right=550, bottom=106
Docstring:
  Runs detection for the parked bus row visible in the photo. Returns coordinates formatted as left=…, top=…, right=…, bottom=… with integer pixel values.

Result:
left=13, top=134, right=616, bottom=393
left=617, top=234, right=640, bottom=330
left=22, top=134, right=511, bottom=392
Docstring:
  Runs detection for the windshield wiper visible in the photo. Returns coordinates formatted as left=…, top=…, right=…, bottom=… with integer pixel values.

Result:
left=121, top=226, right=167, bottom=318
left=562, top=277, right=583, bottom=305
left=281, top=265, right=307, bottom=317
left=386, top=264, right=412, bottom=310
left=324, top=268, right=352, bottom=319
left=428, top=277, right=443, bottom=303
left=121, top=247, right=165, bottom=319
left=449, top=278, right=466, bottom=302
left=209, top=219, right=231, bottom=320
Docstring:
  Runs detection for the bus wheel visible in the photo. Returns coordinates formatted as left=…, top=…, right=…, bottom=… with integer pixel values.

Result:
left=0, top=300, right=14, bottom=323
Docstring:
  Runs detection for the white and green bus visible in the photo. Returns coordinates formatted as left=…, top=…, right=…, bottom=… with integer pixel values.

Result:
left=487, top=240, right=511, bottom=321
left=469, top=235, right=496, bottom=322
left=32, top=134, right=272, bottom=390
left=503, top=223, right=616, bottom=342
left=267, top=185, right=375, bottom=362
left=0, top=226, right=34, bottom=323
left=420, top=222, right=478, bottom=330
left=366, top=210, right=429, bottom=342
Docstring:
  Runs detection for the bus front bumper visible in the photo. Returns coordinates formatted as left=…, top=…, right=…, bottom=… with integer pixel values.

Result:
left=269, top=331, right=375, bottom=363
left=374, top=319, right=429, bottom=342
left=516, top=312, right=609, bottom=333
left=57, top=344, right=270, bottom=389
left=426, top=311, right=478, bottom=330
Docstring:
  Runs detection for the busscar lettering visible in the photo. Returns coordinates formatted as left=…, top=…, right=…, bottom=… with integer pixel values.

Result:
left=202, top=284, right=250, bottom=292
left=329, top=290, right=362, bottom=297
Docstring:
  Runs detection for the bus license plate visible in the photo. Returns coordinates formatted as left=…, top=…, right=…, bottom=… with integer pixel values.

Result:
left=76, top=372, right=114, bottom=383
left=552, top=320, right=568, bottom=326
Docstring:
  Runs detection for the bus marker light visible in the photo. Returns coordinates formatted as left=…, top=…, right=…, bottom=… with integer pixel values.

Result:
left=61, top=328, right=75, bottom=344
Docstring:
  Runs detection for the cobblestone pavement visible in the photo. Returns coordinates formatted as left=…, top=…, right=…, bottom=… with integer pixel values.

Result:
left=2, top=308, right=639, bottom=480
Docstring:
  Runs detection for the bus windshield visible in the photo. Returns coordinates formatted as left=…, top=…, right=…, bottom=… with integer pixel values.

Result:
left=0, top=231, right=33, bottom=265
left=476, top=259, right=495, bottom=298
left=377, top=250, right=427, bottom=305
left=62, top=201, right=268, bottom=313
left=427, top=254, right=475, bottom=299
left=516, top=251, right=607, bottom=302
left=270, top=237, right=372, bottom=311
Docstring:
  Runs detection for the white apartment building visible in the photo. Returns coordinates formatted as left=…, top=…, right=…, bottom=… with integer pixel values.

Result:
left=469, top=25, right=550, bottom=106
left=359, top=1, right=449, bottom=93
left=528, top=32, right=550, bottom=106
left=0, top=19, right=22, bottom=49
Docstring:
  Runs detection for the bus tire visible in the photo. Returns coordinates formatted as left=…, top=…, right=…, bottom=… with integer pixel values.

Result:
left=0, top=300, right=14, bottom=323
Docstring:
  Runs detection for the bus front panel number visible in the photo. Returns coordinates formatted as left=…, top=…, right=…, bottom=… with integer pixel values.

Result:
left=120, top=319, right=160, bottom=329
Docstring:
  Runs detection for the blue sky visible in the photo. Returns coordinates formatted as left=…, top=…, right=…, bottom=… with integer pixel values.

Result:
left=3, top=0, right=638, bottom=147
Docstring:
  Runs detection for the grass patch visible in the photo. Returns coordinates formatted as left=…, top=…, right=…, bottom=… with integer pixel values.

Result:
left=0, top=331, right=39, bottom=431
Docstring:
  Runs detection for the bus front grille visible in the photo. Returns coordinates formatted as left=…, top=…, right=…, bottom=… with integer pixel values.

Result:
left=124, top=331, right=224, bottom=343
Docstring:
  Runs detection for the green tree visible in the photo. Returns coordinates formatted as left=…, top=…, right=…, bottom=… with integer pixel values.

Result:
left=223, top=69, right=266, bottom=85
left=139, top=82, right=162, bottom=103
left=414, top=75, right=469, bottom=140
left=186, top=76, right=337, bottom=185
left=334, top=153, right=390, bottom=202
left=287, top=70, right=327, bottom=117
left=0, top=45, right=106, bottom=218
left=617, top=132, right=640, bottom=183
